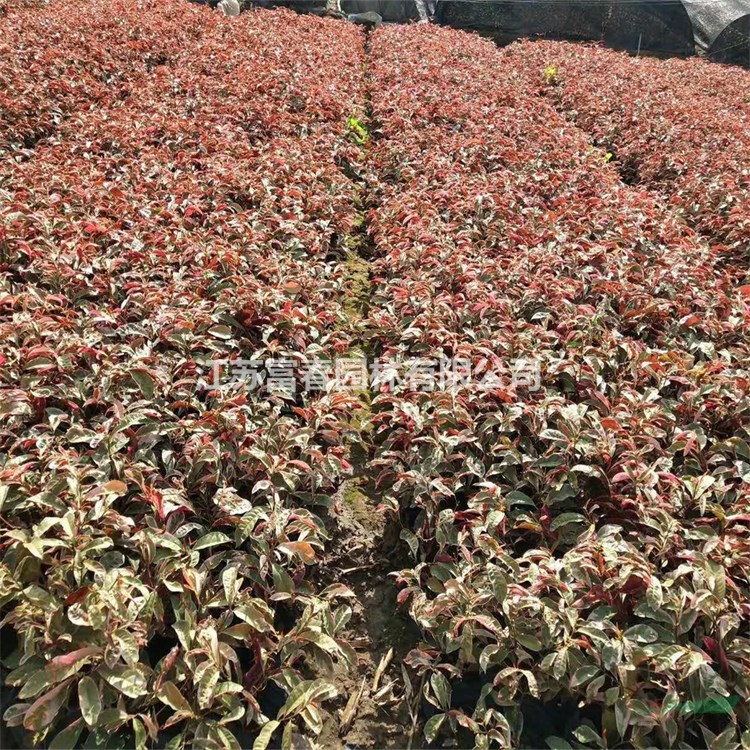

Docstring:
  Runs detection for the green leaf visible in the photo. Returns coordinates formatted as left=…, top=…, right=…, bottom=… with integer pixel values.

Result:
left=131, top=369, right=155, bottom=398
left=615, top=699, right=630, bottom=739
left=23, top=680, right=71, bottom=731
left=78, top=676, right=101, bottom=727
left=681, top=695, right=739, bottom=716
left=234, top=601, right=272, bottom=632
left=540, top=429, right=567, bottom=442
left=253, top=720, right=280, bottom=750
left=623, top=624, right=658, bottom=644
left=271, top=564, right=294, bottom=596
left=133, top=717, right=147, bottom=750
left=49, top=720, right=84, bottom=750
left=424, top=713, right=445, bottom=743
left=215, top=682, right=244, bottom=697
left=281, top=722, right=293, bottom=750
left=222, top=566, right=240, bottom=605
left=487, top=564, right=507, bottom=603
left=193, top=532, right=232, bottom=551
left=157, top=681, right=193, bottom=713
left=298, top=630, right=343, bottom=657
left=216, top=725, right=242, bottom=750
left=278, top=679, right=337, bottom=719
left=479, top=644, right=500, bottom=673
left=3, top=703, right=30, bottom=727
left=198, top=665, right=221, bottom=710
left=113, top=629, right=140, bottom=666
left=710, top=727, right=739, bottom=750
left=18, top=670, right=52, bottom=700
left=646, top=577, right=664, bottom=608
left=209, top=325, right=233, bottom=340
left=572, top=725, right=603, bottom=747
left=400, top=528, right=419, bottom=558
left=516, top=633, right=542, bottom=651
left=430, top=671, right=451, bottom=711
left=99, top=666, right=148, bottom=699
left=550, top=512, right=587, bottom=531
left=571, top=665, right=600, bottom=687
left=165, top=731, right=187, bottom=750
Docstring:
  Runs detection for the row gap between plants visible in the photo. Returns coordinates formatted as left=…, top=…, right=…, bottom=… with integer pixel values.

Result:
left=314, top=26, right=419, bottom=749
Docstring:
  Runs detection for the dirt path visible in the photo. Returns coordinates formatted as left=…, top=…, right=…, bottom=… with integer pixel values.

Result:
left=315, top=234, right=419, bottom=748
left=316, top=471, right=418, bottom=749
left=314, top=32, right=421, bottom=747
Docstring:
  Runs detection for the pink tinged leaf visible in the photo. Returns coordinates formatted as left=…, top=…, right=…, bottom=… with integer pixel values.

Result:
left=45, top=646, right=101, bottom=681
left=23, top=679, right=72, bottom=731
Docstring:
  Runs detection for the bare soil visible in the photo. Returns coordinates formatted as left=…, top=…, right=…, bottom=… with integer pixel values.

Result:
left=315, top=472, right=419, bottom=749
